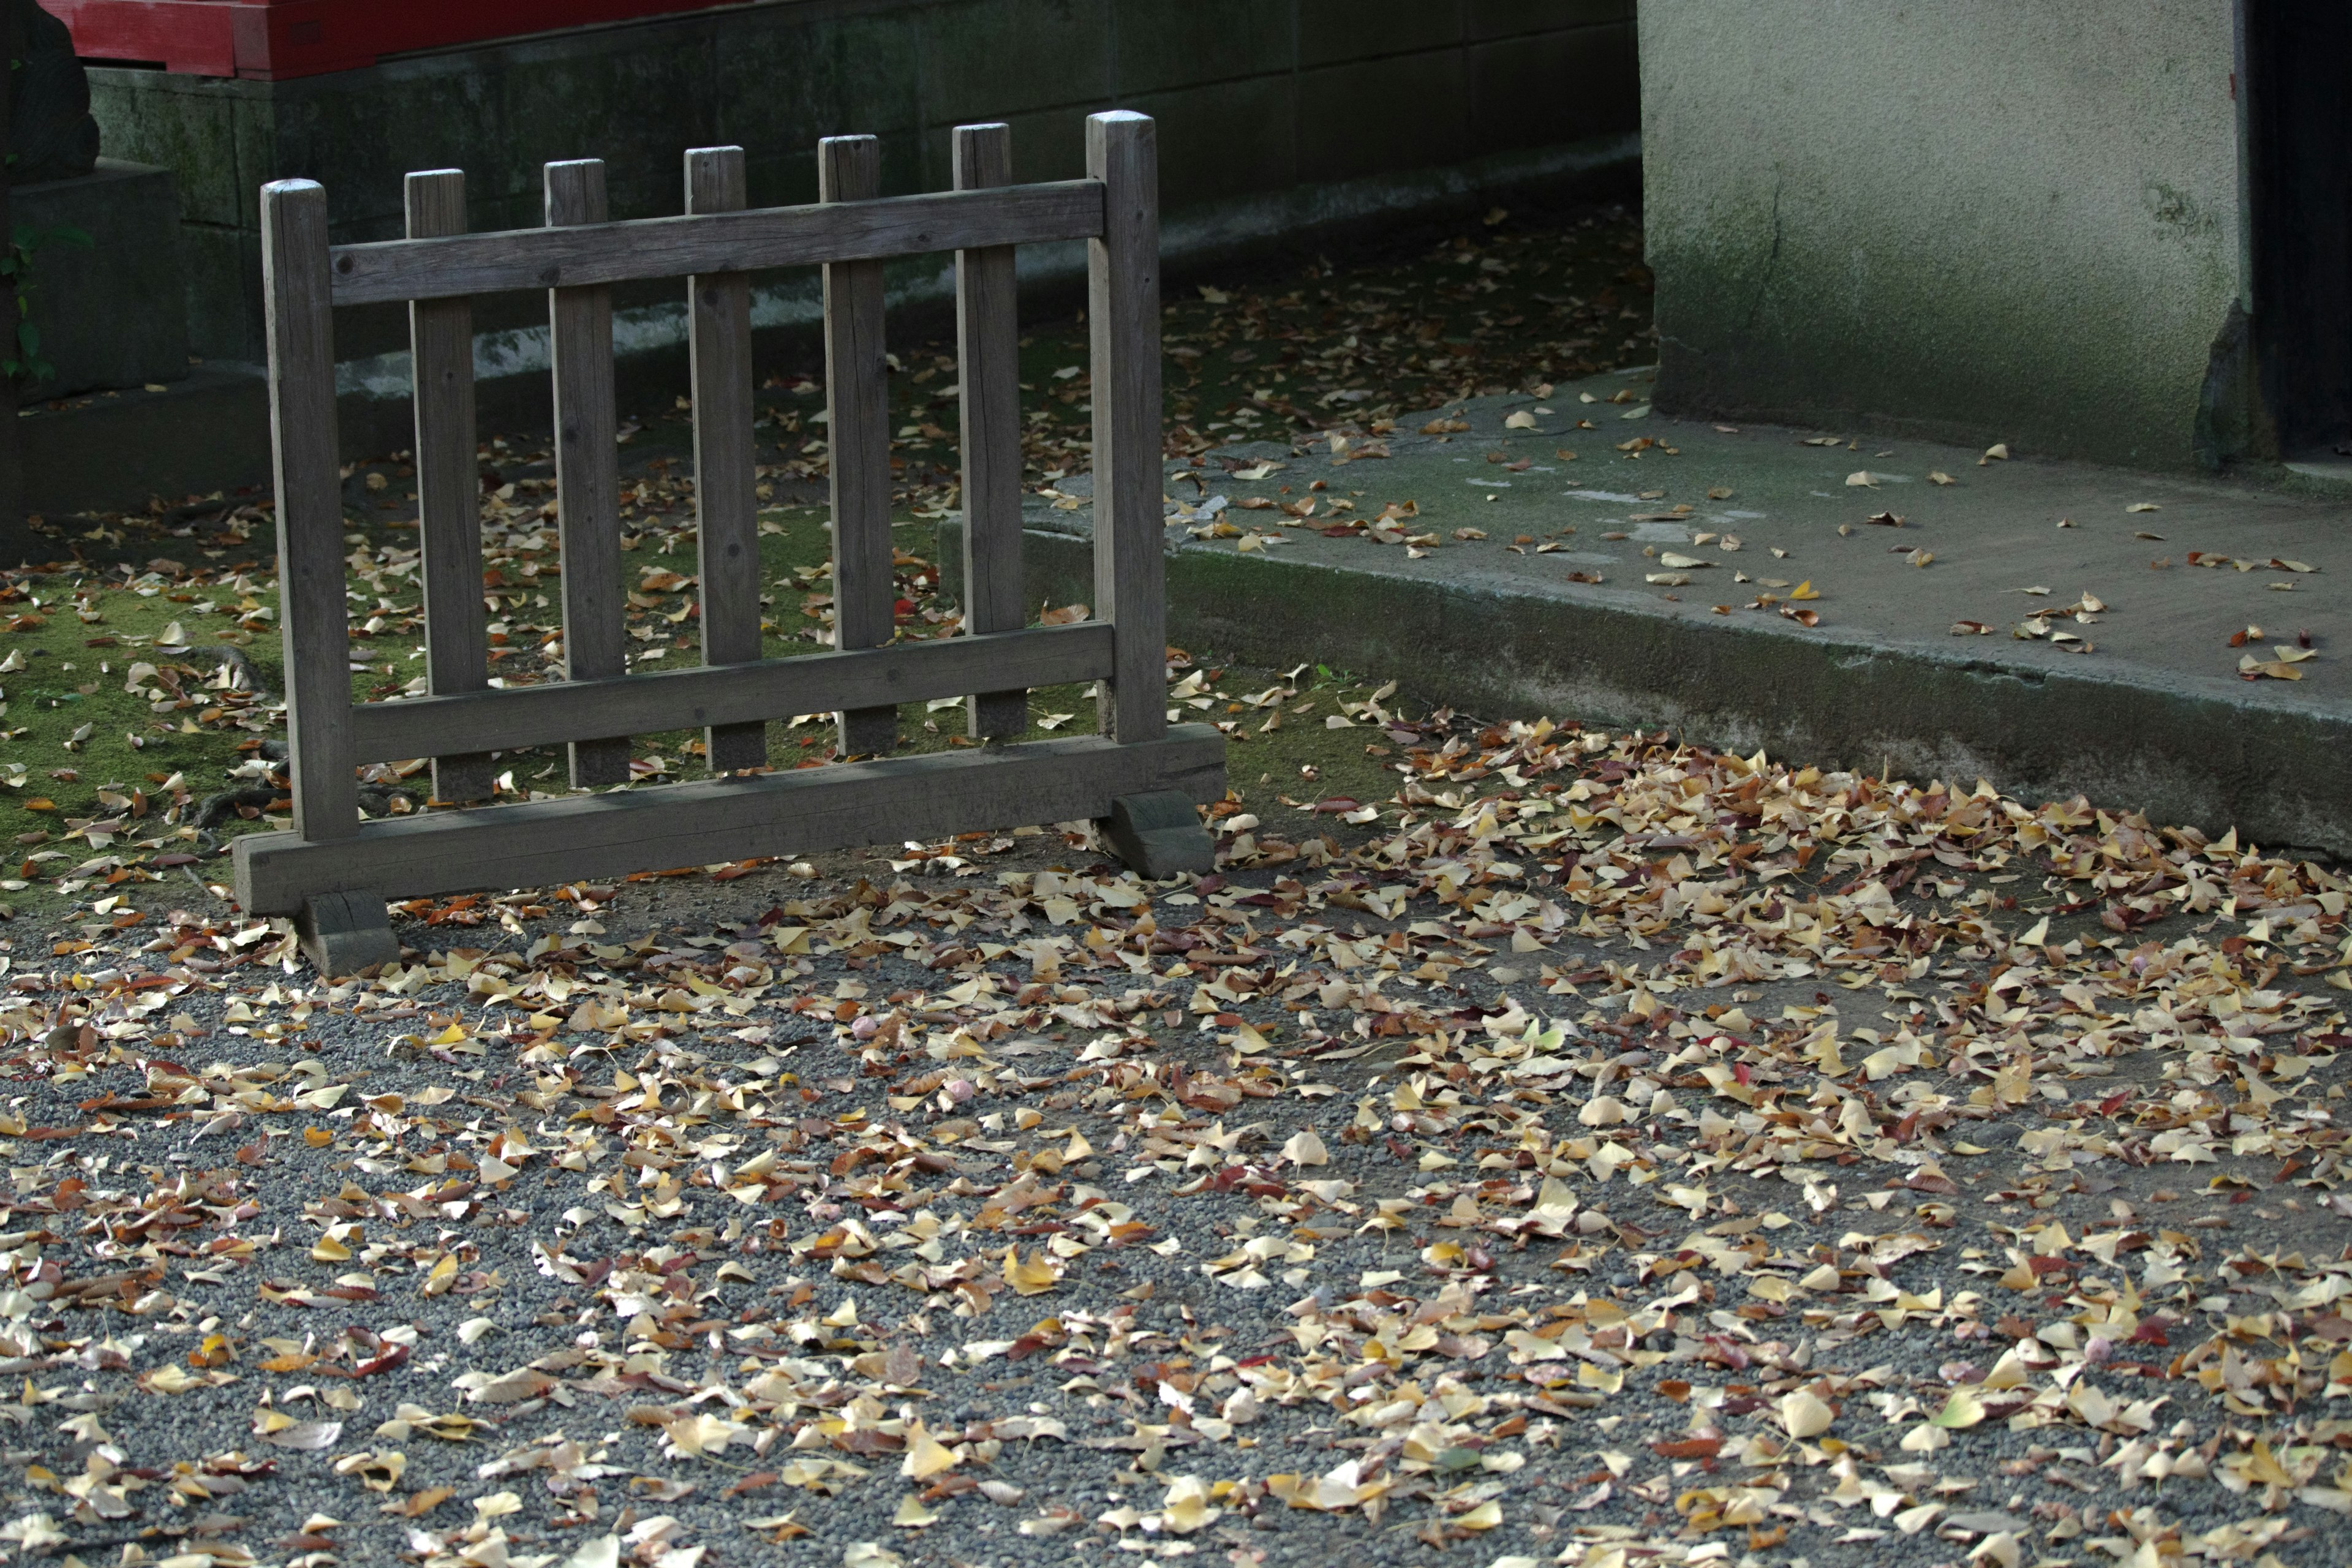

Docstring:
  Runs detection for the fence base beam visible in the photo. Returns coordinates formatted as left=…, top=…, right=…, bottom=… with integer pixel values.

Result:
left=1099, top=791, right=1216, bottom=880
left=297, top=889, right=403, bottom=976
left=235, top=725, right=1227, bottom=919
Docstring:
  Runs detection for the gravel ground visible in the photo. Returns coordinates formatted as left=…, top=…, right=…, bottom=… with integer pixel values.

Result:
left=0, top=715, right=2346, bottom=1568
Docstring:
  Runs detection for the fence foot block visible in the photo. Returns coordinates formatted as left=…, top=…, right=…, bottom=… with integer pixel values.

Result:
left=1100, top=790, right=1215, bottom=880
left=298, top=889, right=402, bottom=976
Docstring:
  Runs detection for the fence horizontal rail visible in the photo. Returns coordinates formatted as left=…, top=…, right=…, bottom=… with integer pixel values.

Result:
left=328, top=180, right=1106, bottom=306
left=348, top=622, right=1113, bottom=763
left=236, top=725, right=1226, bottom=913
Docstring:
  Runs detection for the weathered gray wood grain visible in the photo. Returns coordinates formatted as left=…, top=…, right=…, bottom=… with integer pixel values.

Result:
left=350, top=624, right=1112, bottom=763
left=821, top=136, right=898, bottom=758
left=261, top=179, right=360, bottom=840
left=546, top=159, right=633, bottom=787
left=236, top=725, right=1227, bottom=911
left=404, top=169, right=494, bottom=805
left=1087, top=113, right=1166, bottom=745
left=328, top=181, right=1104, bottom=305
left=954, top=123, right=1030, bottom=741
left=686, top=146, right=767, bottom=774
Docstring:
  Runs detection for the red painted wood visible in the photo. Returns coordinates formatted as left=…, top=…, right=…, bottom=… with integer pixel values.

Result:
left=53, top=0, right=745, bottom=80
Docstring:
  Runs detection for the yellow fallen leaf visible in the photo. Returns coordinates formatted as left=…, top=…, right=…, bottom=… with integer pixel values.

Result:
left=1780, top=1389, right=1834, bottom=1439
left=1161, top=1475, right=1219, bottom=1534
left=901, top=1420, right=960, bottom=1480
left=1002, top=1246, right=1061, bottom=1296
left=1932, top=1387, right=1985, bottom=1428
left=1456, top=1499, right=1504, bottom=1530
left=1788, top=580, right=1819, bottom=601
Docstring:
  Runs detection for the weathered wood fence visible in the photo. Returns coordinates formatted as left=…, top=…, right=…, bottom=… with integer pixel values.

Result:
left=235, top=111, right=1223, bottom=972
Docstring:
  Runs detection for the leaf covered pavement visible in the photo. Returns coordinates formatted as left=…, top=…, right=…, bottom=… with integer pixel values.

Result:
left=0, top=703, right=2348, bottom=1568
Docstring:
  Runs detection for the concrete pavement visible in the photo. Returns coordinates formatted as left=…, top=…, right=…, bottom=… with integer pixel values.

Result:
left=959, top=364, right=2352, bottom=855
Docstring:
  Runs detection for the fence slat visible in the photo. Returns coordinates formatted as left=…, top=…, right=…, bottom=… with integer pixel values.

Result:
left=546, top=159, right=633, bottom=787
left=261, top=179, right=360, bottom=841
left=685, top=146, right=766, bottom=775
left=1087, top=112, right=1165, bottom=744
left=404, top=169, right=494, bottom=806
left=954, top=123, right=1028, bottom=741
left=328, top=181, right=1106, bottom=305
left=820, top=135, right=897, bottom=758
left=350, top=622, right=1113, bottom=762
left=238, top=725, right=1227, bottom=913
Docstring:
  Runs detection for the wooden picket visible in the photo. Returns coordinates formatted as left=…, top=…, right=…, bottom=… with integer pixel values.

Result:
left=238, top=112, right=1223, bottom=973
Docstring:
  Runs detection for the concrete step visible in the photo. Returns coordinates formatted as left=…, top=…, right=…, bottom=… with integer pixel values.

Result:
left=953, top=368, right=2352, bottom=857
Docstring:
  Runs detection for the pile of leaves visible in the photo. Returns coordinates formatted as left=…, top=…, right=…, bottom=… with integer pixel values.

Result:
left=0, top=698, right=2344, bottom=1564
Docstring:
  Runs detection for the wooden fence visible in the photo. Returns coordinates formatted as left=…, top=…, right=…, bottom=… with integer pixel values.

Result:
left=233, top=112, right=1223, bottom=972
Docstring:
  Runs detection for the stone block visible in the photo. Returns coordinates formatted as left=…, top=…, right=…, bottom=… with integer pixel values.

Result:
left=918, top=0, right=1111, bottom=125
left=1469, top=23, right=1638, bottom=153
left=83, top=70, right=246, bottom=228
left=1113, top=0, right=1295, bottom=96
left=922, top=104, right=1095, bottom=194
left=175, top=222, right=261, bottom=366
left=716, top=11, right=922, bottom=182
left=1466, top=0, right=1631, bottom=43
left=1298, top=50, right=1469, bottom=183
left=12, top=159, right=191, bottom=399
left=1129, top=77, right=1297, bottom=212
left=1300, top=0, right=1463, bottom=68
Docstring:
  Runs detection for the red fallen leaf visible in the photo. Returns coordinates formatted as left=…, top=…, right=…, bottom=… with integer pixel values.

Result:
left=2301, top=1314, right=2352, bottom=1343
left=2026, top=1254, right=2073, bottom=1276
left=2098, top=1091, right=2131, bottom=1115
left=1308, top=797, right=1362, bottom=814
left=1905, top=1169, right=1960, bottom=1196
left=320, top=1284, right=379, bottom=1302
left=353, top=1343, right=410, bottom=1378
left=1651, top=1437, right=1722, bottom=1460
left=723, top=1471, right=778, bottom=1498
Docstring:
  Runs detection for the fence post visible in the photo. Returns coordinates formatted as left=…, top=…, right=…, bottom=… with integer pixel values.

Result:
left=819, top=135, right=898, bottom=758
left=954, top=123, right=1028, bottom=741
left=1086, top=111, right=1164, bottom=746
left=1084, top=113, right=1211, bottom=878
left=404, top=169, right=494, bottom=806
left=260, top=180, right=361, bottom=840
left=545, top=159, right=632, bottom=787
left=262, top=179, right=407, bottom=973
left=685, top=146, right=766, bottom=774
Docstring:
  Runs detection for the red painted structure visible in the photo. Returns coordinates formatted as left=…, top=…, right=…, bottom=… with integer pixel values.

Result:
left=52, top=0, right=746, bottom=80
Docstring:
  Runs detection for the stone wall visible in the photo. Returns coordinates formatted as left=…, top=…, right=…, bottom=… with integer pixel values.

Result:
left=1640, top=1, right=2244, bottom=469
left=86, top=0, right=1640, bottom=384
